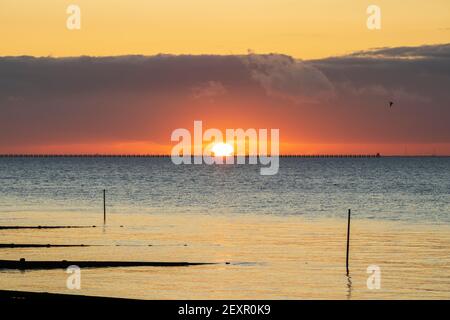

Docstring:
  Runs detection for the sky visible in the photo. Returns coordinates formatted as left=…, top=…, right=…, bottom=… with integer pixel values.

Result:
left=1, top=0, right=450, bottom=58
left=1, top=1, right=450, bottom=155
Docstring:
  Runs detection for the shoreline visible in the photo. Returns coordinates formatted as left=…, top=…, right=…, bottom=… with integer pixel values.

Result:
left=0, top=289, right=143, bottom=303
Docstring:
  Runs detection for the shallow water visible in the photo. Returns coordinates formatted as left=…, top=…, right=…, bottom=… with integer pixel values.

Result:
left=0, top=213, right=449, bottom=299
left=0, top=157, right=449, bottom=299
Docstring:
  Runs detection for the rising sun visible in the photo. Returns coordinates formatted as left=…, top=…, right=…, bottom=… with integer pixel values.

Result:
left=211, top=143, right=234, bottom=157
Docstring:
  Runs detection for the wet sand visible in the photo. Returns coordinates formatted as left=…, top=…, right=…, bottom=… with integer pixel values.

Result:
left=0, top=212, right=449, bottom=299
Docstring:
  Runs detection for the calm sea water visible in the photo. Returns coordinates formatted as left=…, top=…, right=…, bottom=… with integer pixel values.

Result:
left=0, top=157, right=449, bottom=299
left=0, top=157, right=449, bottom=223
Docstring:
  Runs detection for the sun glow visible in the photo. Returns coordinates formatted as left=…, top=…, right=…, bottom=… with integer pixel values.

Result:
left=211, top=143, right=234, bottom=157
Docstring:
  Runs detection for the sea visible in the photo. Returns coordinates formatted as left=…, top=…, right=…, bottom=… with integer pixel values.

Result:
left=0, top=157, right=449, bottom=299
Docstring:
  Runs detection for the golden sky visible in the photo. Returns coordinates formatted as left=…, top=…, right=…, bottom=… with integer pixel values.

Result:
left=1, top=0, right=449, bottom=59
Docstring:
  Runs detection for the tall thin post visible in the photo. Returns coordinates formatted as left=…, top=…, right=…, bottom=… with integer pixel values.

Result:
left=103, top=189, right=106, bottom=225
left=346, top=209, right=351, bottom=274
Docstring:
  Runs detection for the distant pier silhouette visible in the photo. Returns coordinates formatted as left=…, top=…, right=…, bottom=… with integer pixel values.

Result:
left=0, top=154, right=382, bottom=158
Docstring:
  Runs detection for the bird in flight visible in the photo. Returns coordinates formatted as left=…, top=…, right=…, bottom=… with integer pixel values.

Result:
left=389, top=101, right=394, bottom=108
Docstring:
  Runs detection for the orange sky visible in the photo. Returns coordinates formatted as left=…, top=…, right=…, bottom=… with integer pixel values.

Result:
left=1, top=1, right=450, bottom=155
left=1, top=52, right=449, bottom=155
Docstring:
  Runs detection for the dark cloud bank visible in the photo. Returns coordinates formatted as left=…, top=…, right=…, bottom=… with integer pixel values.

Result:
left=1, top=43, right=449, bottom=151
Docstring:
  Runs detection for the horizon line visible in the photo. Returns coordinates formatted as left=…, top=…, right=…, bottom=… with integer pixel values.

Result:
left=0, top=154, right=449, bottom=158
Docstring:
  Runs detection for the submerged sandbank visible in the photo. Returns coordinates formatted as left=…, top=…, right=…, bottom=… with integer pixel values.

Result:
left=0, top=259, right=220, bottom=270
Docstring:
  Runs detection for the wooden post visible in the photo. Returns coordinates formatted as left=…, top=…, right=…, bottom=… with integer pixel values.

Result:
left=103, top=189, right=106, bottom=225
left=346, top=209, right=351, bottom=275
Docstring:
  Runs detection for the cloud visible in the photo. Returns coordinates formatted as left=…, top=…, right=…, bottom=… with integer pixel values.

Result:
left=0, top=55, right=248, bottom=99
left=311, top=44, right=450, bottom=105
left=347, top=43, right=450, bottom=59
left=0, top=54, right=334, bottom=105
left=0, top=43, right=449, bottom=152
left=191, top=81, right=227, bottom=100
left=242, top=53, right=335, bottom=103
